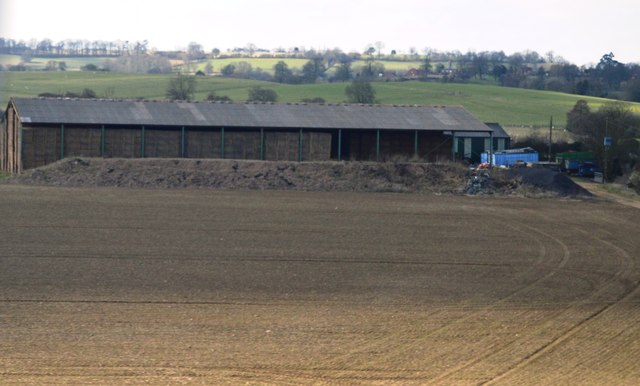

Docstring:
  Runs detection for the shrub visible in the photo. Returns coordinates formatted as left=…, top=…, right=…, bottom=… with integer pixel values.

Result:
left=247, top=86, right=278, bottom=102
left=205, top=92, right=233, bottom=102
left=81, top=63, right=99, bottom=71
left=300, top=97, right=326, bottom=103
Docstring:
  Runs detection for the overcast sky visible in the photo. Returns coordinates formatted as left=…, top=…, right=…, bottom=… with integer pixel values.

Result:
left=1, top=0, right=638, bottom=66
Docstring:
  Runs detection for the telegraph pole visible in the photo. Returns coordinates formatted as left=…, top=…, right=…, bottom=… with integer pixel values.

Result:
left=548, top=116, right=553, bottom=162
left=604, top=118, right=611, bottom=182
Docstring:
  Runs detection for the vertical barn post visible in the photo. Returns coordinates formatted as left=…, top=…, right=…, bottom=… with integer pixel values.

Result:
left=376, top=129, right=380, bottom=161
left=338, top=129, right=342, bottom=161
left=414, top=130, right=419, bottom=159
left=451, top=131, right=456, bottom=161
left=100, top=125, right=105, bottom=157
left=220, top=127, right=225, bottom=159
left=60, top=124, right=65, bottom=160
left=298, top=128, right=304, bottom=162
left=181, top=126, right=186, bottom=158
left=140, top=126, right=145, bottom=158
left=18, top=124, right=22, bottom=173
left=260, top=128, right=265, bottom=160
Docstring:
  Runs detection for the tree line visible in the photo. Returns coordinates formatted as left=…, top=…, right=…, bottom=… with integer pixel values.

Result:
left=565, top=100, right=640, bottom=180
left=0, top=37, right=149, bottom=57
left=3, top=37, right=639, bottom=102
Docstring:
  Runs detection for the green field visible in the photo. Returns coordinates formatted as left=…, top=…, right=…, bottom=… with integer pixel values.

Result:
left=2, top=71, right=638, bottom=128
left=193, top=57, right=424, bottom=74
left=0, top=54, right=114, bottom=71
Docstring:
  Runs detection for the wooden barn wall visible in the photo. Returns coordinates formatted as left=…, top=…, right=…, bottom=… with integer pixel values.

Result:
left=145, top=128, right=180, bottom=158
left=263, top=131, right=331, bottom=161
left=0, top=113, right=6, bottom=172
left=304, top=132, right=332, bottom=161
left=103, top=127, right=142, bottom=158
left=3, top=105, right=23, bottom=173
left=348, top=131, right=376, bottom=161
left=185, top=130, right=220, bottom=159
left=420, top=132, right=452, bottom=162
left=64, top=127, right=101, bottom=158
left=264, top=131, right=299, bottom=161
left=6, top=120, right=457, bottom=172
left=225, top=130, right=261, bottom=160
left=21, top=126, right=61, bottom=170
left=380, top=131, right=414, bottom=161
left=347, top=130, right=452, bottom=162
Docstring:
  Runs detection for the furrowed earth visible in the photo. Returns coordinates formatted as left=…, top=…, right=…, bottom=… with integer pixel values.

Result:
left=1, top=159, right=638, bottom=385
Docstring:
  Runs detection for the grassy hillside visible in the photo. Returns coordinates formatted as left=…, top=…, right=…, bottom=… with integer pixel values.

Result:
left=193, top=58, right=424, bottom=74
left=2, top=71, right=638, bottom=128
left=0, top=54, right=113, bottom=70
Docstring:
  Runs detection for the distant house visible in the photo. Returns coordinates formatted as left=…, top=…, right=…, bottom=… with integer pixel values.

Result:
left=404, top=68, right=426, bottom=79
left=448, top=122, right=511, bottom=163
left=379, top=71, right=398, bottom=80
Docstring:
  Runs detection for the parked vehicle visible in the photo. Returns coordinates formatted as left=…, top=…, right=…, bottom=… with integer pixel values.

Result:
left=577, top=161, right=599, bottom=178
left=556, top=152, right=595, bottom=174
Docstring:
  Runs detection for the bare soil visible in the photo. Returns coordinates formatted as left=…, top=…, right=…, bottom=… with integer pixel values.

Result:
left=1, top=185, right=639, bottom=384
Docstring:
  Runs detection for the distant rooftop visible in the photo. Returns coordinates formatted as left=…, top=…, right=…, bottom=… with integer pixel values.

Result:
left=10, top=98, right=492, bottom=132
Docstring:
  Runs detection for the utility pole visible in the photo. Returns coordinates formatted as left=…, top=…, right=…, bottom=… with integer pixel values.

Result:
left=548, top=116, right=553, bottom=162
left=604, top=118, right=611, bottom=183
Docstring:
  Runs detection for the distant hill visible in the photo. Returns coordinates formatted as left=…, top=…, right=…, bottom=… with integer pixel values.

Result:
left=2, top=71, right=639, bottom=128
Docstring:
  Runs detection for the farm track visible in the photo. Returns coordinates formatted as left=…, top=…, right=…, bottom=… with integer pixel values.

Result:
left=1, top=185, right=639, bottom=384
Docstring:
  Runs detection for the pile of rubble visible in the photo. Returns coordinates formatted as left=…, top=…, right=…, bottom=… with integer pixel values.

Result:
left=464, top=166, right=592, bottom=197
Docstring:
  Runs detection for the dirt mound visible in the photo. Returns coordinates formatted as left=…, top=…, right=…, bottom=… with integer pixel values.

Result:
left=4, top=158, right=592, bottom=197
left=500, top=168, right=592, bottom=197
left=6, top=158, right=471, bottom=194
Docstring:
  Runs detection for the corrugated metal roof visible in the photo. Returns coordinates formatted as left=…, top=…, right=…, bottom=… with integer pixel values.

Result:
left=445, top=122, right=510, bottom=138
left=484, top=122, right=510, bottom=138
left=11, top=98, right=492, bottom=132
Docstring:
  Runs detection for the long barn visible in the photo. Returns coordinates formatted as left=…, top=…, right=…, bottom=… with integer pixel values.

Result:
left=2, top=98, right=495, bottom=173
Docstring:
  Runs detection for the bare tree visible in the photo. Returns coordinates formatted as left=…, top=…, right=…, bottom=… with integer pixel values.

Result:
left=374, top=41, right=384, bottom=59
left=246, top=43, right=257, bottom=57
left=187, top=42, right=205, bottom=60
left=166, top=73, right=197, bottom=101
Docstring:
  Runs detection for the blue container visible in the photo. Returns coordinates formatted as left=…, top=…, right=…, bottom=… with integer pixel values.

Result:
left=481, top=151, right=539, bottom=166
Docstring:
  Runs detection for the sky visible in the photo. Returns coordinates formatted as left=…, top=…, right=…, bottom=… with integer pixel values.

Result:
left=1, top=0, right=639, bottom=66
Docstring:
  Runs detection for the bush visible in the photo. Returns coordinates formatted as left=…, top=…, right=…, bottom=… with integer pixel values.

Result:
left=300, top=97, right=326, bottom=103
left=80, top=88, right=97, bottom=98
left=205, top=92, right=233, bottom=102
left=511, top=134, right=583, bottom=159
left=81, top=63, right=99, bottom=71
left=247, top=86, right=278, bottom=102
left=38, top=92, right=63, bottom=98
left=345, top=80, right=376, bottom=104
left=9, top=64, right=27, bottom=71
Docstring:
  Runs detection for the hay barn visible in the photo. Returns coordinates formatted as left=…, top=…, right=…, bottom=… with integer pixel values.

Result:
left=2, top=98, right=494, bottom=173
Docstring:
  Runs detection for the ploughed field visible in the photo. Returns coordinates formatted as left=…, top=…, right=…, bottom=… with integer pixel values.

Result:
left=1, top=185, right=639, bottom=384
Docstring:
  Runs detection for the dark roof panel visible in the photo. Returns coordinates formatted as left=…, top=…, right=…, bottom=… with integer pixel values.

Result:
left=11, top=98, right=492, bottom=132
left=445, top=122, right=510, bottom=138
